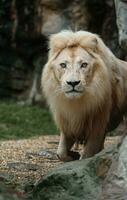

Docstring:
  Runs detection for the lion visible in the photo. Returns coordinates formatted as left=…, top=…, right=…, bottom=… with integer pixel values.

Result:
left=41, top=30, right=127, bottom=161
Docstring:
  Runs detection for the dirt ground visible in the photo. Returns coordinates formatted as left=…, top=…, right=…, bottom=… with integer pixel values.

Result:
left=0, top=135, right=120, bottom=192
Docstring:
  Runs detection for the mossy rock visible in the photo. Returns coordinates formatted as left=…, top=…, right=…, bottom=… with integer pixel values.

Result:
left=32, top=147, right=115, bottom=200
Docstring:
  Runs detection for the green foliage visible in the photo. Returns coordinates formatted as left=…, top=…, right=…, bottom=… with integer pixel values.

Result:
left=0, top=101, right=57, bottom=140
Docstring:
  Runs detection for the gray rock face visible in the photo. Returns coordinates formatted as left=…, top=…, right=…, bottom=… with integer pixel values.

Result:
left=32, top=147, right=115, bottom=200
left=32, top=136, right=127, bottom=200
left=117, top=136, right=127, bottom=188
left=115, top=0, right=127, bottom=51
left=101, top=136, right=127, bottom=199
left=0, top=181, right=24, bottom=200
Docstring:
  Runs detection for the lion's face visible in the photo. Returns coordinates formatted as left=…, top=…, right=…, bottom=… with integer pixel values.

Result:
left=52, top=46, right=96, bottom=99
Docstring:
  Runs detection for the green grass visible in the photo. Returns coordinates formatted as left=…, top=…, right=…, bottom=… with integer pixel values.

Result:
left=0, top=101, right=58, bottom=140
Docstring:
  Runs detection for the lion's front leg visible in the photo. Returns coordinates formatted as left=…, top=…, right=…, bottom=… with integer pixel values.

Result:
left=80, top=135, right=105, bottom=159
left=80, top=122, right=107, bottom=159
left=80, top=104, right=110, bottom=159
left=57, top=132, right=80, bottom=161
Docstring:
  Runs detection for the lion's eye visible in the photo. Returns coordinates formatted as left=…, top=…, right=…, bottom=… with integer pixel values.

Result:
left=81, top=62, right=88, bottom=68
left=60, top=63, right=67, bottom=68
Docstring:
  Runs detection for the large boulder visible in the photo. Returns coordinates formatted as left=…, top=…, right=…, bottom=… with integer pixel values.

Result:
left=101, top=135, right=127, bottom=199
left=32, top=136, right=127, bottom=200
left=32, top=146, right=116, bottom=200
left=0, top=180, right=24, bottom=200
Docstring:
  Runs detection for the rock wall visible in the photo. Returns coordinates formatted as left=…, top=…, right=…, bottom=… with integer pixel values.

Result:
left=0, top=0, right=125, bottom=103
left=115, top=0, right=127, bottom=52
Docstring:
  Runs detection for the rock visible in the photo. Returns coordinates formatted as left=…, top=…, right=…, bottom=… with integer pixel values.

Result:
left=0, top=177, right=25, bottom=200
left=32, top=146, right=116, bottom=200
left=7, top=162, right=40, bottom=172
left=115, top=0, right=127, bottom=51
left=102, top=0, right=124, bottom=59
left=101, top=135, right=127, bottom=199
left=32, top=136, right=127, bottom=200
left=26, top=150, right=58, bottom=160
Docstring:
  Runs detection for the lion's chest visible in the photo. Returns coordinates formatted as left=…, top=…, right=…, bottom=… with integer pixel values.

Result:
left=56, top=106, right=90, bottom=139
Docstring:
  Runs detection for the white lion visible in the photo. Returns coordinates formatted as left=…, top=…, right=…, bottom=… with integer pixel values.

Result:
left=41, top=30, right=127, bottom=161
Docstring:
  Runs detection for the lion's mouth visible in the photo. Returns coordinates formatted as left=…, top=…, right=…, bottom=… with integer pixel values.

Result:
left=65, top=89, right=83, bottom=93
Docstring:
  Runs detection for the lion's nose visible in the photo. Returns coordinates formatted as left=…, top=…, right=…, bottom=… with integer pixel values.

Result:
left=66, top=81, right=80, bottom=88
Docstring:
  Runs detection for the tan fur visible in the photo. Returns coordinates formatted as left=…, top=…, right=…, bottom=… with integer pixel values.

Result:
left=41, top=30, right=127, bottom=161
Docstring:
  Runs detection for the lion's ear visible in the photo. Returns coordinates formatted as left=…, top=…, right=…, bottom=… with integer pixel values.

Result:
left=81, top=35, right=98, bottom=53
left=49, top=35, right=65, bottom=58
left=88, top=37, right=98, bottom=52
left=80, top=33, right=115, bottom=67
left=48, top=31, right=73, bottom=58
